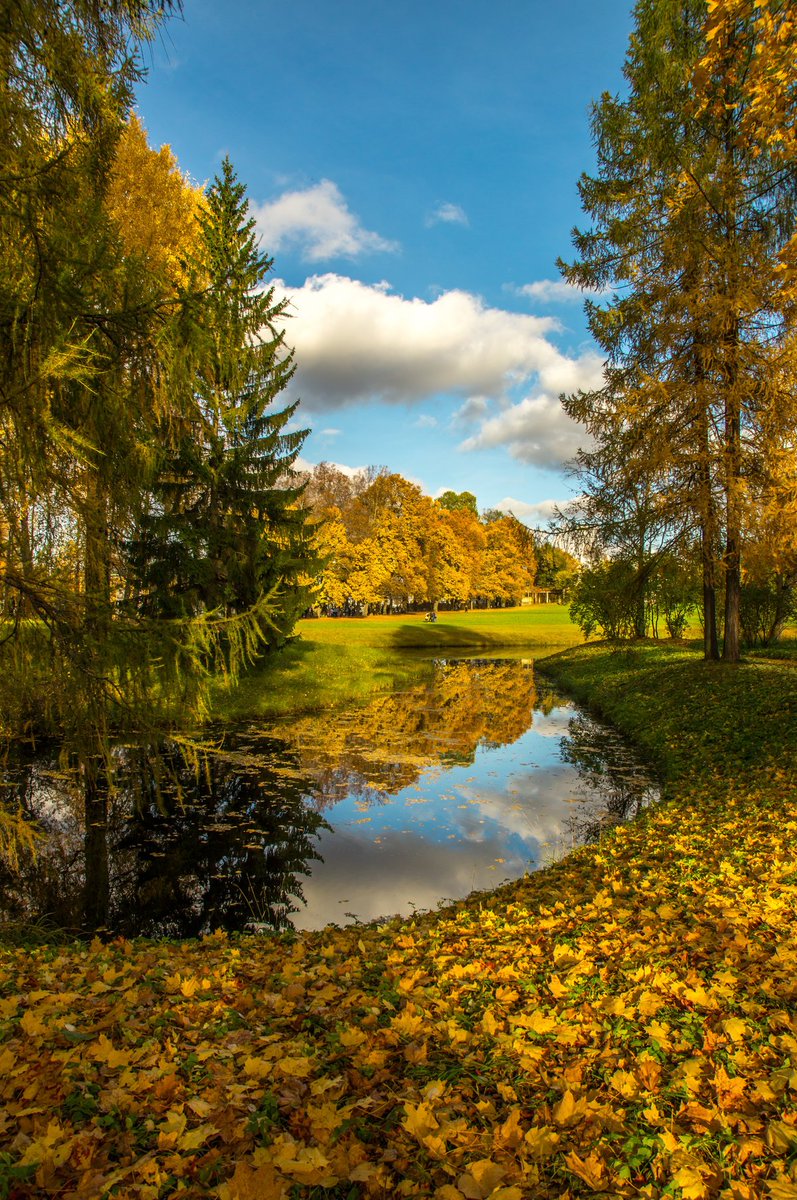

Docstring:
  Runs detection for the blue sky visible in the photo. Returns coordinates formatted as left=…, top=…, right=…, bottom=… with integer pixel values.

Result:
left=136, top=0, right=634, bottom=523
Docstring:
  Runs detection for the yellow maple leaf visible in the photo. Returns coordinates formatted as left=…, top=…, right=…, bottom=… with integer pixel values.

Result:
left=481, top=1009, right=502, bottom=1036
left=767, top=1179, right=797, bottom=1200
left=339, top=1027, right=366, bottom=1049
left=159, top=1109, right=187, bottom=1137
left=548, top=974, right=568, bottom=998
left=18, top=1122, right=75, bottom=1169
left=178, top=1123, right=215, bottom=1151
left=243, top=1056, right=273, bottom=1080
left=216, top=1160, right=287, bottom=1200
left=524, top=1125, right=560, bottom=1159
left=519, top=1009, right=557, bottom=1035
left=273, top=1143, right=336, bottom=1185
left=457, top=1159, right=506, bottom=1199
left=673, top=1166, right=710, bottom=1199
left=767, top=1122, right=797, bottom=1154
left=91, top=1033, right=132, bottom=1070
left=496, top=1107, right=524, bottom=1149
left=565, top=1150, right=607, bottom=1191
left=277, top=1056, right=314, bottom=1078
left=553, top=1089, right=585, bottom=1127
left=722, top=1017, right=747, bottom=1042
left=19, top=1008, right=48, bottom=1037
left=422, top=1133, right=449, bottom=1158
left=348, top=1161, right=379, bottom=1182
left=392, top=1010, right=426, bottom=1038
left=610, top=1069, right=641, bottom=1100
left=403, top=1100, right=439, bottom=1140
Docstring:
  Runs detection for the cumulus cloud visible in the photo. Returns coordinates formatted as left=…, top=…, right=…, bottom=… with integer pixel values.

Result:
left=512, top=279, right=604, bottom=304
left=426, top=201, right=469, bottom=227
left=280, top=274, right=567, bottom=404
left=273, top=274, right=605, bottom=471
left=453, top=395, right=490, bottom=425
left=459, top=388, right=601, bottom=468
left=293, top=455, right=368, bottom=479
left=252, top=180, right=398, bottom=262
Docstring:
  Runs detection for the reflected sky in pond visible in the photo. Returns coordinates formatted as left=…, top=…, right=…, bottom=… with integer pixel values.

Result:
left=291, top=697, right=658, bottom=928
left=0, top=659, right=659, bottom=935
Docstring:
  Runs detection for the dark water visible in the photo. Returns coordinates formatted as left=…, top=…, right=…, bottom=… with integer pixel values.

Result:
left=0, top=659, right=659, bottom=936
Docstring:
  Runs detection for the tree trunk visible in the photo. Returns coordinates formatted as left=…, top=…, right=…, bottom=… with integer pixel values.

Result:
left=691, top=331, right=720, bottom=661
left=722, top=334, right=742, bottom=664
left=720, top=71, right=742, bottom=666
left=83, top=764, right=110, bottom=931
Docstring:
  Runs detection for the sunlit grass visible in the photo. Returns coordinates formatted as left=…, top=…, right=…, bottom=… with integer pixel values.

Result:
left=297, top=604, right=579, bottom=651
left=218, top=605, right=582, bottom=720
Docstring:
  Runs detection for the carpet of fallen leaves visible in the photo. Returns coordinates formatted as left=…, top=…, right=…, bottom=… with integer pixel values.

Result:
left=3, top=643, right=797, bottom=1200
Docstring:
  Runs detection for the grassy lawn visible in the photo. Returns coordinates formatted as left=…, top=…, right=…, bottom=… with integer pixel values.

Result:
left=220, top=604, right=582, bottom=720
left=5, top=640, right=797, bottom=1196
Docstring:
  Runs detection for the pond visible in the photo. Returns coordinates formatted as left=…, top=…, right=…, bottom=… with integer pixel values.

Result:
left=0, top=658, right=659, bottom=937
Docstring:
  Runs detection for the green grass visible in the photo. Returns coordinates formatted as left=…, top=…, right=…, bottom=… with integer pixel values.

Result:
left=297, top=603, right=578, bottom=651
left=218, top=604, right=582, bottom=720
left=536, top=637, right=797, bottom=787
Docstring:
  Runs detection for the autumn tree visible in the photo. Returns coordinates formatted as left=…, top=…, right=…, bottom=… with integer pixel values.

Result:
left=0, top=4, right=315, bottom=924
left=559, top=0, right=797, bottom=661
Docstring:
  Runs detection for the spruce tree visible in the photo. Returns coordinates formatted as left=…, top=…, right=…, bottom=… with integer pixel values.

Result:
left=133, top=159, right=314, bottom=648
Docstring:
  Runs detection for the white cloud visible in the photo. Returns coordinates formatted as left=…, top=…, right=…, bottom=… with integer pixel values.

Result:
left=453, top=395, right=490, bottom=425
left=413, top=414, right=438, bottom=429
left=294, top=455, right=368, bottom=480
left=494, top=496, right=570, bottom=525
left=459, top=387, right=601, bottom=469
left=319, top=427, right=342, bottom=438
left=512, top=279, right=604, bottom=304
left=426, top=201, right=469, bottom=227
left=273, top=274, right=605, bottom=471
left=252, top=180, right=398, bottom=262
left=280, top=274, right=565, bottom=405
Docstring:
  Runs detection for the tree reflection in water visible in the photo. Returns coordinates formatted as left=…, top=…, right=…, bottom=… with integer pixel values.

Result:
left=557, top=713, right=659, bottom=843
left=0, top=739, right=327, bottom=937
left=283, top=658, right=538, bottom=805
left=0, top=660, right=659, bottom=936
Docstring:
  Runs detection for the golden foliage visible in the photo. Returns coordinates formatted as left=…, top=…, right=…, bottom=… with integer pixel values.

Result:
left=106, top=114, right=205, bottom=289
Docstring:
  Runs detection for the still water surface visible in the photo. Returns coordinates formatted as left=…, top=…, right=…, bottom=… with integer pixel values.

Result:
left=0, top=658, right=659, bottom=936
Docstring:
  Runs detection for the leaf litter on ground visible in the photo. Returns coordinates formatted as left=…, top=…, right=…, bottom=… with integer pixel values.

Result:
left=2, top=642, right=797, bottom=1199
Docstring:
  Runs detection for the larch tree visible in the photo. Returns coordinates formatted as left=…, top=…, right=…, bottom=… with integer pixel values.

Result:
left=559, top=0, right=797, bottom=662
left=0, top=5, right=316, bottom=925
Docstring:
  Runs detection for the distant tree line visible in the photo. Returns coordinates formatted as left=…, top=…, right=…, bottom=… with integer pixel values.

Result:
left=300, top=464, right=577, bottom=614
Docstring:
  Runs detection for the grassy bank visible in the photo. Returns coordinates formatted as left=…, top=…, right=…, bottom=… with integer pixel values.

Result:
left=221, top=604, right=580, bottom=720
left=3, top=640, right=797, bottom=1198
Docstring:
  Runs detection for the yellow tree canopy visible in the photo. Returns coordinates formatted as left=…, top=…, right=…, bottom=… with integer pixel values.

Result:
left=106, top=114, right=204, bottom=289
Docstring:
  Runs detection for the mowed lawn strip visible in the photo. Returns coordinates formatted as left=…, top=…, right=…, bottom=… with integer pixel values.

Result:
left=2, top=640, right=797, bottom=1198
left=219, top=604, right=581, bottom=721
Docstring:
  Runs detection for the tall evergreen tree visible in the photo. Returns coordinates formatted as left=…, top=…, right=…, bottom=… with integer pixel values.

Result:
left=132, top=159, right=314, bottom=648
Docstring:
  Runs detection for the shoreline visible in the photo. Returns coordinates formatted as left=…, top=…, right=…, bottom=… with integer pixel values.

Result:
left=2, top=640, right=796, bottom=1198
